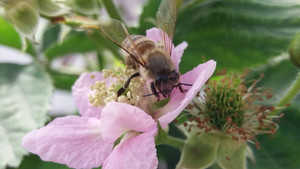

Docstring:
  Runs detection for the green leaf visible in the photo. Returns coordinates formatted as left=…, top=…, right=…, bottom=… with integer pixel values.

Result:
left=48, top=70, right=79, bottom=90
left=12, top=154, right=70, bottom=169
left=0, top=62, right=53, bottom=168
left=175, top=0, right=300, bottom=73
left=41, top=24, right=61, bottom=52
left=245, top=57, right=300, bottom=168
left=13, top=154, right=103, bottom=169
left=102, top=0, right=122, bottom=21
left=44, top=32, right=98, bottom=61
left=157, top=144, right=181, bottom=169
left=152, top=98, right=170, bottom=111
left=133, top=0, right=160, bottom=34
left=246, top=56, right=299, bottom=105
left=0, top=17, right=22, bottom=49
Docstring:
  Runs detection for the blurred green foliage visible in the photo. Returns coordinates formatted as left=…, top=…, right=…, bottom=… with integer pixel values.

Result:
left=0, top=62, right=52, bottom=168
left=0, top=17, right=22, bottom=49
left=0, top=0, right=299, bottom=168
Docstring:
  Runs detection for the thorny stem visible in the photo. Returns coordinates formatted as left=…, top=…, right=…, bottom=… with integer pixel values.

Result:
left=102, top=0, right=123, bottom=22
left=165, top=136, right=185, bottom=148
left=271, top=72, right=300, bottom=116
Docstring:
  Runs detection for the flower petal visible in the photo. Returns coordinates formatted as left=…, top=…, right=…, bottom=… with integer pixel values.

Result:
left=103, top=130, right=158, bottom=169
left=173, top=41, right=188, bottom=70
left=146, top=28, right=165, bottom=42
left=100, top=102, right=156, bottom=142
left=155, top=60, right=216, bottom=128
left=22, top=116, right=113, bottom=169
left=72, top=72, right=103, bottom=118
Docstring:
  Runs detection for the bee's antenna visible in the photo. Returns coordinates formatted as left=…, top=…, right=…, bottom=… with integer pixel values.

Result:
left=142, top=93, right=154, bottom=97
left=179, top=83, right=193, bottom=86
left=142, top=91, right=162, bottom=97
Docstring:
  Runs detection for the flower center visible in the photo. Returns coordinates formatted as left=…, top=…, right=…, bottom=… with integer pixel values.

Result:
left=204, top=75, right=247, bottom=130
left=184, top=73, right=279, bottom=144
left=89, top=66, right=148, bottom=109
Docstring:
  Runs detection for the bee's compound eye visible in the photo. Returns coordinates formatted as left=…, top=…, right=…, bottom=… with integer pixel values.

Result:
left=169, top=70, right=179, bottom=83
left=155, top=76, right=163, bottom=86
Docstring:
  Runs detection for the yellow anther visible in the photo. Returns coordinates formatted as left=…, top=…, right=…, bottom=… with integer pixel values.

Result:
left=127, top=91, right=132, bottom=99
left=94, top=81, right=102, bottom=89
left=118, top=95, right=129, bottom=103
left=90, top=85, right=94, bottom=90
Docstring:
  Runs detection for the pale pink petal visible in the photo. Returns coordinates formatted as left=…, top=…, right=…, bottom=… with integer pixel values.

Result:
left=100, top=102, right=156, bottom=142
left=103, top=130, right=158, bottom=169
left=146, top=28, right=173, bottom=58
left=155, top=60, right=216, bottom=129
left=146, top=28, right=165, bottom=42
left=113, top=0, right=147, bottom=26
left=146, top=27, right=188, bottom=71
left=72, top=72, right=105, bottom=118
left=173, top=41, right=188, bottom=70
left=22, top=116, right=113, bottom=169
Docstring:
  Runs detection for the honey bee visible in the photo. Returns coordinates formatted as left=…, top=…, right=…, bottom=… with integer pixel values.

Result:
left=98, top=0, right=191, bottom=100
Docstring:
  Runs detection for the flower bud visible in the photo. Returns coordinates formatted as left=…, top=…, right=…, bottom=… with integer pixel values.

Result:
left=66, top=0, right=100, bottom=15
left=34, top=0, right=69, bottom=17
left=5, top=0, right=39, bottom=38
left=289, top=32, right=300, bottom=68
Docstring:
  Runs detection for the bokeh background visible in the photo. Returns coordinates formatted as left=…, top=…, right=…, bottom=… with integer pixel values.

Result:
left=0, top=0, right=299, bottom=169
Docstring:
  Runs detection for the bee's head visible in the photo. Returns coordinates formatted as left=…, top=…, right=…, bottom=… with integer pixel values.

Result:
left=154, top=70, right=180, bottom=97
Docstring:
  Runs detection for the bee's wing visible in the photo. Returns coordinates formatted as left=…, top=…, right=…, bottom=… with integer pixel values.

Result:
left=99, top=18, right=146, bottom=67
left=156, top=0, right=177, bottom=55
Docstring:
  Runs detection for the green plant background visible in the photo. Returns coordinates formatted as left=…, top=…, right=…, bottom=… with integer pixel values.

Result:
left=0, top=0, right=299, bottom=169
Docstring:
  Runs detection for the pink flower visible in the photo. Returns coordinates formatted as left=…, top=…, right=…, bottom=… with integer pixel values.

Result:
left=22, top=28, right=216, bottom=169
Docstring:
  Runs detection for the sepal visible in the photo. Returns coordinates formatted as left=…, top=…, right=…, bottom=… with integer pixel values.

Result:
left=217, top=138, right=247, bottom=169
left=176, top=133, right=220, bottom=169
left=154, top=122, right=168, bottom=145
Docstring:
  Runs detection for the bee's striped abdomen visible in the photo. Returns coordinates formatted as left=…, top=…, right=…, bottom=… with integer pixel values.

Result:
left=122, top=35, right=156, bottom=68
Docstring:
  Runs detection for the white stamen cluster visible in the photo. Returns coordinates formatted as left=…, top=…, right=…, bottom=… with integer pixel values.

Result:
left=89, top=66, right=146, bottom=108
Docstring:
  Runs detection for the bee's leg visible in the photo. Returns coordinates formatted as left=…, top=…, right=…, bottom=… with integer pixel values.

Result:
left=179, top=84, right=188, bottom=93
left=117, top=72, right=140, bottom=97
left=150, top=82, right=160, bottom=101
